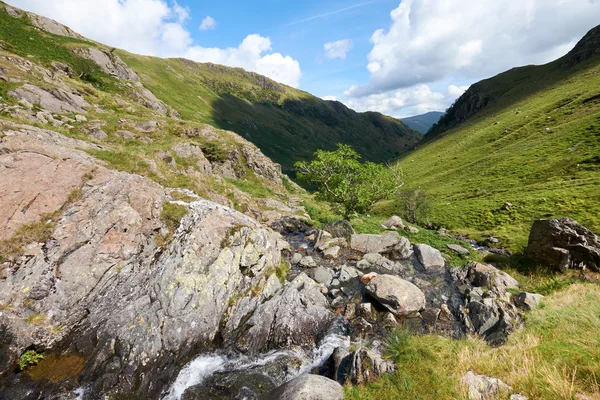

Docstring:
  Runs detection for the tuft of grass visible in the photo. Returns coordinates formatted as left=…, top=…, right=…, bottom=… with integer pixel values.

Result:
left=160, top=202, right=189, bottom=236
left=0, top=216, right=55, bottom=262
left=346, top=283, right=600, bottom=400
left=24, top=313, right=47, bottom=325
left=276, top=258, right=290, bottom=284
left=19, top=350, right=44, bottom=371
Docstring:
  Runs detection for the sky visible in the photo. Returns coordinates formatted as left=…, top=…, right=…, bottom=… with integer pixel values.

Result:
left=7, top=0, right=600, bottom=118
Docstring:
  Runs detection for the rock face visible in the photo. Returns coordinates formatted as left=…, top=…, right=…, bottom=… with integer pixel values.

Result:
left=74, top=48, right=140, bottom=81
left=351, top=232, right=412, bottom=259
left=0, top=123, right=293, bottom=398
left=414, top=244, right=446, bottom=270
left=365, top=275, right=425, bottom=317
left=25, top=11, right=83, bottom=39
left=526, top=218, right=600, bottom=272
left=461, top=371, right=512, bottom=400
left=240, top=273, right=333, bottom=354
left=264, top=374, right=344, bottom=400
left=8, top=84, right=90, bottom=114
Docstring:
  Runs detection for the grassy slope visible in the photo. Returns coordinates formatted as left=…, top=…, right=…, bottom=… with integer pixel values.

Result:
left=394, top=55, right=600, bottom=250
left=346, top=283, right=600, bottom=400
left=118, top=52, right=422, bottom=174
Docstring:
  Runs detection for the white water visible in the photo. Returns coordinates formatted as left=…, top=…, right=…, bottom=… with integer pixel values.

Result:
left=163, top=329, right=349, bottom=400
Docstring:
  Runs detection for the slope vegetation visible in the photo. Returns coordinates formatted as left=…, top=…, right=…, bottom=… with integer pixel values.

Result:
left=396, top=25, right=600, bottom=249
left=402, top=111, right=444, bottom=133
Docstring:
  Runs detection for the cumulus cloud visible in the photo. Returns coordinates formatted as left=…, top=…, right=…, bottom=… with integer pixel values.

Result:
left=199, top=16, right=216, bottom=30
left=7, top=0, right=301, bottom=87
left=324, top=39, right=353, bottom=60
left=344, top=84, right=468, bottom=118
left=348, top=0, right=600, bottom=97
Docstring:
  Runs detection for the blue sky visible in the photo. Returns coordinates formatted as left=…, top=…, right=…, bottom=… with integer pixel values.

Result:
left=8, top=0, right=600, bottom=118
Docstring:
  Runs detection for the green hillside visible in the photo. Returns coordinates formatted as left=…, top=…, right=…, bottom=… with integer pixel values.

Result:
left=118, top=53, right=421, bottom=174
left=395, top=26, right=600, bottom=249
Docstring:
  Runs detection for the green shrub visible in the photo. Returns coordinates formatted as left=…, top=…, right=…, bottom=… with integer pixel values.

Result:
left=201, top=142, right=228, bottom=163
left=19, top=350, right=44, bottom=371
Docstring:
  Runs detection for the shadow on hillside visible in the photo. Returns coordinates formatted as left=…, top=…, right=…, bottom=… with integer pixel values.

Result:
left=208, top=94, right=419, bottom=176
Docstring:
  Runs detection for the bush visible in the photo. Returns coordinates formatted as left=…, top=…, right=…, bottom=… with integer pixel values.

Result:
left=397, top=188, right=432, bottom=224
left=19, top=350, right=44, bottom=370
left=296, top=144, right=402, bottom=219
left=201, top=142, right=229, bottom=163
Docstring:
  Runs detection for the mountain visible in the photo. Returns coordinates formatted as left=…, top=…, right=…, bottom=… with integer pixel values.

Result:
left=395, top=24, right=600, bottom=249
left=402, top=111, right=444, bottom=133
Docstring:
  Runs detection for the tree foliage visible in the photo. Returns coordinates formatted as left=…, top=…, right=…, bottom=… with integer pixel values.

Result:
left=296, top=144, right=403, bottom=218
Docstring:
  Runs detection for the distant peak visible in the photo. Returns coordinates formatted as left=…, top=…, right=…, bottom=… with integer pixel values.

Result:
left=563, top=24, right=600, bottom=67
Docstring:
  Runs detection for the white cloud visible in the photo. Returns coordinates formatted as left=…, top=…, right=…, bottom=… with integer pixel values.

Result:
left=324, top=39, right=353, bottom=60
left=344, top=84, right=468, bottom=118
left=6, top=0, right=301, bottom=87
left=322, top=95, right=337, bottom=101
left=199, top=16, right=216, bottom=31
left=348, top=0, right=600, bottom=97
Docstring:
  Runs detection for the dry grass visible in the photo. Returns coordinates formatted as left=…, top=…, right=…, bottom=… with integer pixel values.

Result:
left=346, top=283, right=600, bottom=400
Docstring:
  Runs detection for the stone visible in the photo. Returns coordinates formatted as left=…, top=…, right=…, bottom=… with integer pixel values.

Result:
left=264, top=374, right=343, bottom=400
left=510, top=395, right=529, bottom=400
left=365, top=275, right=425, bottom=317
left=74, top=48, right=139, bottom=81
left=349, top=347, right=395, bottom=385
left=339, top=265, right=359, bottom=282
left=290, top=253, right=303, bottom=265
left=243, top=273, right=332, bottom=353
left=330, top=279, right=340, bottom=287
left=172, top=142, right=212, bottom=174
left=322, top=220, right=355, bottom=239
left=344, top=303, right=356, bottom=320
left=467, top=262, right=519, bottom=294
left=115, top=130, right=135, bottom=140
left=447, top=243, right=470, bottom=255
left=299, top=256, right=317, bottom=268
left=360, top=272, right=379, bottom=284
left=405, top=226, right=419, bottom=233
left=513, top=292, right=544, bottom=310
left=461, top=371, right=512, bottom=400
left=414, top=244, right=446, bottom=270
left=467, top=301, right=500, bottom=336
left=526, top=218, right=600, bottom=272
left=351, top=231, right=412, bottom=260
left=131, top=87, right=169, bottom=115
left=382, top=216, right=404, bottom=229
left=26, top=12, right=82, bottom=38
left=358, top=303, right=377, bottom=322
left=89, top=128, right=108, bottom=140
left=323, top=246, right=341, bottom=259
left=9, top=84, right=89, bottom=114
left=313, top=266, right=333, bottom=286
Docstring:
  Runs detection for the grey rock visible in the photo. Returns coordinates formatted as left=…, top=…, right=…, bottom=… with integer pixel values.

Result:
left=299, top=256, right=317, bottom=268
left=357, top=253, right=396, bottom=271
left=461, top=371, right=512, bottom=400
left=339, top=265, right=359, bottom=282
left=447, top=243, right=470, bottom=255
left=75, top=114, right=87, bottom=122
left=467, top=301, right=500, bottom=336
left=26, top=11, right=82, bottom=38
left=526, top=218, right=600, bottom=272
left=414, top=244, right=446, bottom=270
left=322, top=220, right=355, bottom=239
left=351, top=231, right=412, bottom=260
left=9, top=84, right=89, bottom=114
left=365, top=274, right=425, bottom=317
left=312, top=266, right=333, bottom=286
left=290, top=253, right=303, bottom=265
left=510, top=395, right=529, bottom=400
left=350, top=346, right=395, bottom=385
left=264, top=374, right=343, bottom=400
left=405, top=225, right=419, bottom=233
left=382, top=216, right=404, bottom=229
left=74, top=48, right=139, bottom=81
left=323, top=246, right=341, bottom=259
left=357, top=303, right=377, bottom=322
left=242, top=273, right=332, bottom=353
left=467, top=262, right=519, bottom=296
left=115, top=130, right=135, bottom=140
left=513, top=292, right=544, bottom=310
left=89, top=128, right=108, bottom=140
left=172, top=142, right=212, bottom=174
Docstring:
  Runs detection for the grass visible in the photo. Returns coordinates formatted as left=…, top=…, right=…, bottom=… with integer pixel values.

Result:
left=159, top=202, right=189, bottom=247
left=346, top=283, right=600, bottom=400
left=394, top=54, right=600, bottom=251
left=0, top=215, right=56, bottom=262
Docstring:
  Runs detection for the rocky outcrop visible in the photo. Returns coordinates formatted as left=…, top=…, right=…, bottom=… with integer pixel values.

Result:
left=240, top=273, right=333, bottom=354
left=461, top=371, right=512, bottom=400
left=414, top=243, right=446, bottom=271
left=264, top=374, right=344, bottom=400
left=25, top=11, right=83, bottom=39
left=513, top=292, right=544, bottom=310
left=351, top=232, right=412, bottom=259
left=74, top=48, right=140, bottom=81
left=365, top=274, right=425, bottom=317
left=8, top=83, right=89, bottom=114
left=0, top=123, right=294, bottom=398
left=131, top=86, right=170, bottom=115
left=526, top=218, right=600, bottom=272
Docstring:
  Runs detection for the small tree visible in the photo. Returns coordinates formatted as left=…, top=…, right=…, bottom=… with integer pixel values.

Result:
left=398, top=188, right=432, bottom=224
left=295, top=144, right=403, bottom=219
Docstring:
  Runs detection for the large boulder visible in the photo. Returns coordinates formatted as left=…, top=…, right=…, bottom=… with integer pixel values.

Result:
left=365, top=275, right=425, bottom=317
left=74, top=48, right=140, bottom=81
left=513, top=292, right=544, bottom=311
left=414, top=244, right=446, bottom=271
left=0, top=123, right=288, bottom=398
left=466, top=262, right=519, bottom=295
left=240, top=273, right=333, bottom=353
left=264, top=374, right=343, bottom=400
left=526, top=218, right=600, bottom=272
left=9, top=84, right=90, bottom=114
left=351, top=232, right=412, bottom=259
left=382, top=216, right=404, bottom=229
left=323, top=220, right=355, bottom=239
